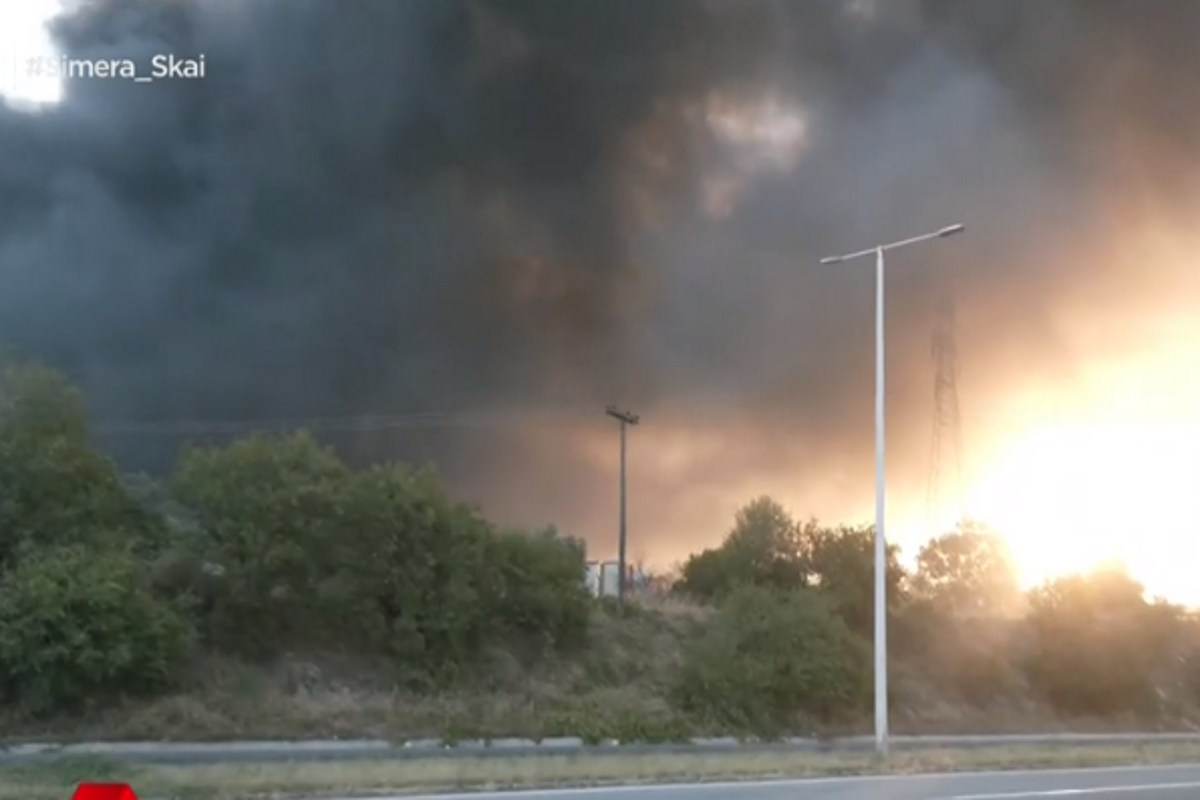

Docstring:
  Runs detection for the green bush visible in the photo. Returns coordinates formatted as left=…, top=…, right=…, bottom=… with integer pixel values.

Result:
left=333, top=464, right=491, bottom=682
left=0, top=544, right=193, bottom=714
left=676, top=496, right=806, bottom=604
left=169, top=432, right=349, bottom=656
left=804, top=524, right=906, bottom=640
left=911, top=523, right=1021, bottom=617
left=482, top=527, right=591, bottom=652
left=675, top=497, right=807, bottom=602
left=673, top=499, right=907, bottom=643
left=1022, top=568, right=1162, bottom=717
left=335, top=467, right=592, bottom=682
left=4, top=357, right=1192, bottom=737
left=168, top=435, right=596, bottom=683
left=670, top=586, right=868, bottom=737
left=893, top=600, right=1023, bottom=707
left=951, top=644, right=1023, bottom=708
left=1186, top=646, right=1200, bottom=705
left=0, top=362, right=164, bottom=569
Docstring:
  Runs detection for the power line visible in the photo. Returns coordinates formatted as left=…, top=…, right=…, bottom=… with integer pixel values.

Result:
left=90, top=408, right=600, bottom=436
left=926, top=260, right=966, bottom=530
left=89, top=398, right=1077, bottom=439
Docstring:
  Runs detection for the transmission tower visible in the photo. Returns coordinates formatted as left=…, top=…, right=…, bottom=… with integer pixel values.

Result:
left=926, top=265, right=965, bottom=531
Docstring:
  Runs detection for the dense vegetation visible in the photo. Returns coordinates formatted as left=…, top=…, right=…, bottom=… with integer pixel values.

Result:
left=1, top=359, right=1198, bottom=742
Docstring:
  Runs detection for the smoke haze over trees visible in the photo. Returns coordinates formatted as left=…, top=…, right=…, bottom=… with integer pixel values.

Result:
left=3, top=0, right=1200, bottom=564
left=3, top=359, right=1200, bottom=740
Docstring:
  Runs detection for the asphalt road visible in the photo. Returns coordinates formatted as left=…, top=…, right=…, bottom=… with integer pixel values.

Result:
left=327, top=764, right=1200, bottom=800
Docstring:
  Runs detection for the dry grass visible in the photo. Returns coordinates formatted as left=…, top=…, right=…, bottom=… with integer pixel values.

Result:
left=0, top=600, right=702, bottom=744
left=3, top=597, right=1198, bottom=745
left=6, top=743, right=1200, bottom=800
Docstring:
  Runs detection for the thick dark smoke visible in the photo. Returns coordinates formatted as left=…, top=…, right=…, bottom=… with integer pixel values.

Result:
left=2, top=0, right=1199, bottom=562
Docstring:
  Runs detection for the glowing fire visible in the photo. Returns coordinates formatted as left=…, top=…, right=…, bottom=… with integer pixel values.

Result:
left=959, top=321, right=1200, bottom=605
left=965, top=422, right=1199, bottom=601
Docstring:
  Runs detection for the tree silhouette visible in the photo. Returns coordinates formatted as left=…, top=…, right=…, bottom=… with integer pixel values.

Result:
left=676, top=496, right=807, bottom=601
left=912, top=521, right=1021, bottom=617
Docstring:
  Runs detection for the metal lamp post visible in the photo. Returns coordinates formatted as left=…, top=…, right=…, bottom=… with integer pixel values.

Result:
left=818, top=222, right=964, bottom=756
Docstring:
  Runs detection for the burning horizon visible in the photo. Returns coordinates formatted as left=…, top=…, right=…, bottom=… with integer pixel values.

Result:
left=2, top=0, right=1199, bottom=604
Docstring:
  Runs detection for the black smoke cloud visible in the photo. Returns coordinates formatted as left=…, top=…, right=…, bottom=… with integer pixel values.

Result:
left=2, top=0, right=1198, bottom=560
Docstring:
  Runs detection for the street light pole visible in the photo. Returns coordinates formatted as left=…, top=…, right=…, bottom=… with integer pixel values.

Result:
left=605, top=404, right=640, bottom=602
left=818, top=223, right=964, bottom=757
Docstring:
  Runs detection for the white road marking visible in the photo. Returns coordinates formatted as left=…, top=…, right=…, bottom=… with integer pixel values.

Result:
left=330, top=765, right=1200, bottom=800
left=948, top=780, right=1200, bottom=799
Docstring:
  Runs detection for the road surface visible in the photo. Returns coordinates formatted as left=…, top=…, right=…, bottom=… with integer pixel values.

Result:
left=318, top=764, right=1200, bottom=800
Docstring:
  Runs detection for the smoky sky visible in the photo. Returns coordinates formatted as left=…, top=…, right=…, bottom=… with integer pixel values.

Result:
left=2, top=0, right=1199, bottom=561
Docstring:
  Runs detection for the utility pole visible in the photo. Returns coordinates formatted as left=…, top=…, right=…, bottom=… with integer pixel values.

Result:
left=605, top=404, right=639, bottom=602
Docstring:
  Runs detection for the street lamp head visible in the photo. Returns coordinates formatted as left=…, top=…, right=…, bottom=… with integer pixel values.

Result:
left=819, top=255, right=844, bottom=265
left=938, top=223, right=965, bottom=238
left=606, top=405, right=640, bottom=425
